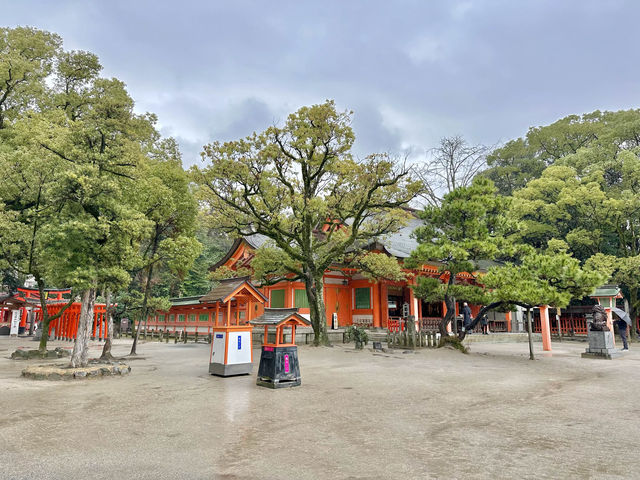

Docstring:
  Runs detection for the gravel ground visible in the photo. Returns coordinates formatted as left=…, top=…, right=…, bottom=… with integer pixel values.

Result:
left=0, top=336, right=638, bottom=480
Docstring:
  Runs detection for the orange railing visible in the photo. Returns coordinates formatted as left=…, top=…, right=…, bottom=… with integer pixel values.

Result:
left=533, top=314, right=588, bottom=335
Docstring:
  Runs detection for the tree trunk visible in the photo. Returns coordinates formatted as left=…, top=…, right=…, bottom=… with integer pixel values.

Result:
left=36, top=276, right=73, bottom=353
left=439, top=294, right=456, bottom=337
left=305, top=272, right=328, bottom=346
left=556, top=310, right=562, bottom=342
left=439, top=275, right=456, bottom=336
left=131, top=263, right=155, bottom=355
left=70, top=288, right=97, bottom=368
left=451, top=296, right=457, bottom=335
left=100, top=290, right=114, bottom=361
left=28, top=310, right=35, bottom=336
left=526, top=307, right=535, bottom=361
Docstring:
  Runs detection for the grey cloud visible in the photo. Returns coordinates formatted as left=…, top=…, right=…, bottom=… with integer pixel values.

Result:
left=3, top=0, right=640, bottom=167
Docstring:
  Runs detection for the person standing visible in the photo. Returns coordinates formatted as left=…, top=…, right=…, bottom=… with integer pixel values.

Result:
left=616, top=317, right=629, bottom=351
left=463, top=302, right=472, bottom=333
left=481, top=314, right=489, bottom=335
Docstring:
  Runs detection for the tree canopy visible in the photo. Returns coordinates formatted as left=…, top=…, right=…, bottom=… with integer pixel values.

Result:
left=194, top=100, right=423, bottom=344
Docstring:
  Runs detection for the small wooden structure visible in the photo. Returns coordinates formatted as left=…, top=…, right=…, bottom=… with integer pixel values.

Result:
left=204, top=277, right=267, bottom=376
left=250, top=308, right=310, bottom=389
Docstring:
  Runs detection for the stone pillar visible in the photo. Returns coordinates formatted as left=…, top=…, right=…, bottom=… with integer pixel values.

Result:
left=540, top=305, right=552, bottom=352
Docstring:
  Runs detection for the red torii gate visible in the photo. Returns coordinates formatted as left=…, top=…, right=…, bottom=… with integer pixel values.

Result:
left=45, top=301, right=108, bottom=341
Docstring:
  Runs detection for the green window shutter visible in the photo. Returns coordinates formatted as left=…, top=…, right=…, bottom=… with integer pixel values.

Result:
left=188, top=314, right=196, bottom=322
left=169, top=314, right=175, bottom=322
left=178, top=314, right=185, bottom=322
left=158, top=315, right=165, bottom=322
left=355, top=288, right=371, bottom=309
left=199, top=313, right=209, bottom=322
left=295, top=289, right=309, bottom=308
left=271, top=289, right=285, bottom=308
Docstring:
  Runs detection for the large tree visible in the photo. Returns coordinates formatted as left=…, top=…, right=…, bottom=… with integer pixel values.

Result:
left=194, top=101, right=422, bottom=345
left=128, top=138, right=201, bottom=355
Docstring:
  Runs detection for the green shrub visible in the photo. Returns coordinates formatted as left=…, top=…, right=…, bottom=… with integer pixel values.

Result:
left=345, top=325, right=369, bottom=349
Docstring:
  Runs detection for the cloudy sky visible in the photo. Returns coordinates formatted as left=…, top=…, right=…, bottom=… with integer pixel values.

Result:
left=3, top=0, right=640, bottom=166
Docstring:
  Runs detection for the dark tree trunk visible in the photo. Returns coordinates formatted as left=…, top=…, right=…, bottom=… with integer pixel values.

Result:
left=526, top=308, right=535, bottom=360
left=70, top=288, right=97, bottom=368
left=439, top=275, right=456, bottom=336
left=305, top=272, right=328, bottom=346
left=131, top=231, right=160, bottom=355
left=100, top=290, right=114, bottom=361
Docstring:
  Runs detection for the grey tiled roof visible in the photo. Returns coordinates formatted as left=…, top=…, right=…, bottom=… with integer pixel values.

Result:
left=376, top=217, right=423, bottom=258
left=199, top=277, right=267, bottom=304
left=250, top=308, right=311, bottom=326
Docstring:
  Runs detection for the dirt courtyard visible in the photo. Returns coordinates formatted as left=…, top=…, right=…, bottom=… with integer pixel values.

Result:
left=1, top=336, right=638, bottom=480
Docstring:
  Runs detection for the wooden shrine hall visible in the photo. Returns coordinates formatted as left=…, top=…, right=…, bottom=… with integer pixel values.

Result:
left=144, top=277, right=268, bottom=336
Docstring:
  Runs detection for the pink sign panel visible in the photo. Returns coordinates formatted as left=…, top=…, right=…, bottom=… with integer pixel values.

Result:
left=264, top=346, right=274, bottom=352
left=284, top=354, right=290, bottom=373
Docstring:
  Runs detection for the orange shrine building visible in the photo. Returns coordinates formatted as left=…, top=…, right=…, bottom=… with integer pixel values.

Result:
left=144, top=219, right=511, bottom=335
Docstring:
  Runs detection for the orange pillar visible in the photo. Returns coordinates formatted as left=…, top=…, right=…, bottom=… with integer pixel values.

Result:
left=540, top=305, right=552, bottom=352
left=92, top=309, right=98, bottom=338
left=372, top=282, right=381, bottom=328
left=20, top=308, right=27, bottom=328
left=443, top=301, right=452, bottom=334
left=505, top=311, right=512, bottom=332
left=381, top=283, right=389, bottom=328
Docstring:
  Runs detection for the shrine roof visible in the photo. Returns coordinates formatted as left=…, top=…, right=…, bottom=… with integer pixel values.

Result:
left=199, top=276, right=267, bottom=304
left=169, top=296, right=203, bottom=307
left=591, top=285, right=622, bottom=298
left=250, top=308, right=311, bottom=327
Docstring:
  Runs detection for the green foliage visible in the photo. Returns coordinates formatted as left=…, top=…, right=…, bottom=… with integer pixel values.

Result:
left=0, top=27, right=61, bottom=129
left=344, top=325, right=369, bottom=349
left=482, top=248, right=607, bottom=309
left=499, top=109, right=640, bottom=319
left=407, top=177, right=512, bottom=333
left=351, top=252, right=406, bottom=282
left=181, top=227, right=231, bottom=296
